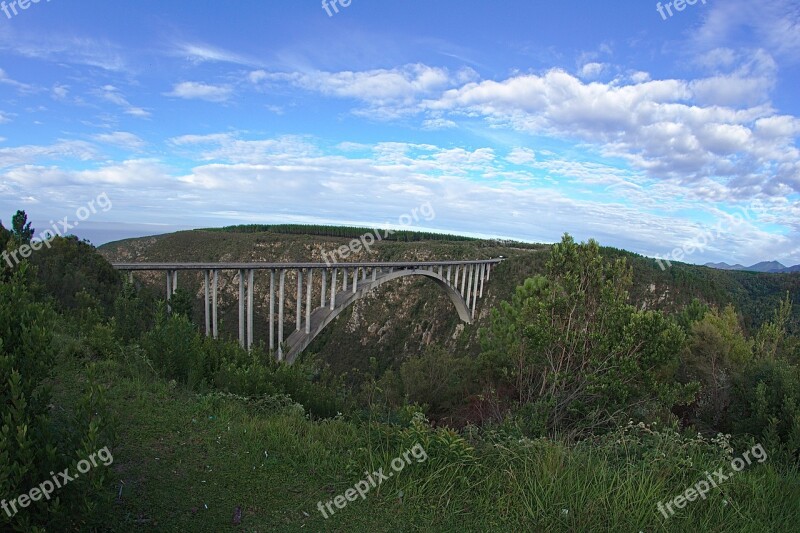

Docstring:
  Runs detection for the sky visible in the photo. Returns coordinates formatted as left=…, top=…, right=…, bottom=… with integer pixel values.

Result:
left=0, top=0, right=799, bottom=266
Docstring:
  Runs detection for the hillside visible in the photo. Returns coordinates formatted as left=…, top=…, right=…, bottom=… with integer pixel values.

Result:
left=99, top=226, right=800, bottom=375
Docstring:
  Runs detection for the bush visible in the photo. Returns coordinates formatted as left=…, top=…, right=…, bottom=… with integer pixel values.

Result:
left=729, top=358, right=800, bottom=459
left=140, top=303, right=205, bottom=388
left=0, top=265, right=113, bottom=531
left=399, top=345, right=473, bottom=415
left=113, top=280, right=156, bottom=343
left=478, top=234, right=696, bottom=438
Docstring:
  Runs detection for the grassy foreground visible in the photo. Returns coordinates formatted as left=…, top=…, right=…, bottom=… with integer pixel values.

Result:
left=49, top=352, right=799, bottom=532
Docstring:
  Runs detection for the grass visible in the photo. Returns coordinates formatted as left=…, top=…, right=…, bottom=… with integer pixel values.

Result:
left=47, top=348, right=800, bottom=532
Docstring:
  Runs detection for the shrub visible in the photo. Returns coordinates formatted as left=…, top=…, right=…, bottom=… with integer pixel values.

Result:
left=0, top=265, right=113, bottom=531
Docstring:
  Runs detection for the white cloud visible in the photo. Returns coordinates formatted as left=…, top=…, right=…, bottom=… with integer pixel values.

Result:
left=0, top=32, right=127, bottom=71
left=423, top=67, right=798, bottom=200
left=693, top=0, right=800, bottom=61
left=166, top=81, right=233, bottom=102
left=168, top=133, right=317, bottom=163
left=172, top=41, right=263, bottom=67
left=507, top=148, right=536, bottom=165
left=422, top=117, right=457, bottom=130
left=1, top=134, right=797, bottom=264
left=256, top=64, right=477, bottom=117
left=51, top=84, right=69, bottom=100
left=0, top=140, right=97, bottom=169
left=3, top=159, right=168, bottom=187
left=98, top=85, right=151, bottom=118
left=579, top=62, right=606, bottom=79
left=93, top=132, right=147, bottom=150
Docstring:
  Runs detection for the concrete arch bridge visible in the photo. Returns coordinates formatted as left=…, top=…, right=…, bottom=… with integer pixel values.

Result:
left=111, top=259, right=502, bottom=363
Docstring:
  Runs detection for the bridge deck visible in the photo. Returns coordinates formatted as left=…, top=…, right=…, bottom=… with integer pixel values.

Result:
left=111, top=259, right=501, bottom=270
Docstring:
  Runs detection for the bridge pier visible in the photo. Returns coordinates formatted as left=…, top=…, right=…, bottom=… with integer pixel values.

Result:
left=269, top=269, right=276, bottom=351
left=296, top=270, right=303, bottom=332
left=238, top=269, right=245, bottom=348
left=247, top=269, right=254, bottom=350
left=321, top=269, right=327, bottom=307
left=471, top=264, right=481, bottom=317
left=466, top=264, right=474, bottom=309
left=330, top=268, right=337, bottom=309
left=479, top=263, right=485, bottom=298
left=213, top=270, right=218, bottom=338
left=204, top=270, right=210, bottom=336
left=278, top=269, right=286, bottom=360
left=306, top=268, right=313, bottom=334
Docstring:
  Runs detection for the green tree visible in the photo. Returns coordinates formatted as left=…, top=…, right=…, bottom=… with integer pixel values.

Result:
left=479, top=234, right=694, bottom=437
left=170, top=287, right=194, bottom=321
left=682, top=305, right=753, bottom=429
left=10, top=210, right=33, bottom=244
left=0, top=265, right=59, bottom=531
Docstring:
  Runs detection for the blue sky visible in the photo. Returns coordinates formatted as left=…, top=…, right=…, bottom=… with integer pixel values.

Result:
left=0, top=0, right=799, bottom=265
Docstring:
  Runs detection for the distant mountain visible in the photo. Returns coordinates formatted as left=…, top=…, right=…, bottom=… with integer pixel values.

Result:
left=704, top=260, right=797, bottom=273
left=705, top=262, right=748, bottom=271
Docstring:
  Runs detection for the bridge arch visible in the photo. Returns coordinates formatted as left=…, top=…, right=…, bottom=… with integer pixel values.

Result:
left=284, top=268, right=471, bottom=364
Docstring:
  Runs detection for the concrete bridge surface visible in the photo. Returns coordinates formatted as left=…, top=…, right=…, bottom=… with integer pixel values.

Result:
left=111, top=259, right=503, bottom=363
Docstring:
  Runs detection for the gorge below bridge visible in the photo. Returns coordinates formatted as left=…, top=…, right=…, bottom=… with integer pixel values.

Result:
left=111, top=259, right=503, bottom=363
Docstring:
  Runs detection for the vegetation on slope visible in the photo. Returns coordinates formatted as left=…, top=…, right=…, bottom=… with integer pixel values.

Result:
left=2, top=209, right=799, bottom=531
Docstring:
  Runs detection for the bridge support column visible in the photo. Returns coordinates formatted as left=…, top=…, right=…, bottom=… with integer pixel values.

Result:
left=247, top=269, right=254, bottom=350
left=466, top=264, right=474, bottom=309
left=479, top=263, right=486, bottom=298
left=166, top=270, right=172, bottom=301
left=204, top=270, right=210, bottom=337
left=321, top=269, right=327, bottom=307
left=128, top=271, right=133, bottom=284
left=278, top=269, right=286, bottom=361
left=296, top=269, right=303, bottom=332
left=471, top=264, right=480, bottom=317
left=305, top=268, right=313, bottom=334
left=212, top=270, right=218, bottom=339
left=372, top=268, right=377, bottom=282
left=238, top=269, right=245, bottom=348
left=269, top=269, right=275, bottom=351
left=446, top=265, right=452, bottom=285
left=330, top=268, right=337, bottom=309
left=460, top=265, right=468, bottom=297
left=352, top=267, right=358, bottom=293
left=172, top=271, right=178, bottom=293
left=343, top=268, right=348, bottom=291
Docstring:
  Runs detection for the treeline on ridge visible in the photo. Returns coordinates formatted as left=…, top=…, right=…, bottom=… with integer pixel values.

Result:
left=202, top=223, right=477, bottom=242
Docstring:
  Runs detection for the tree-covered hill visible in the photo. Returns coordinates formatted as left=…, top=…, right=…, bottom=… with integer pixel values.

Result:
left=98, top=228, right=800, bottom=376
